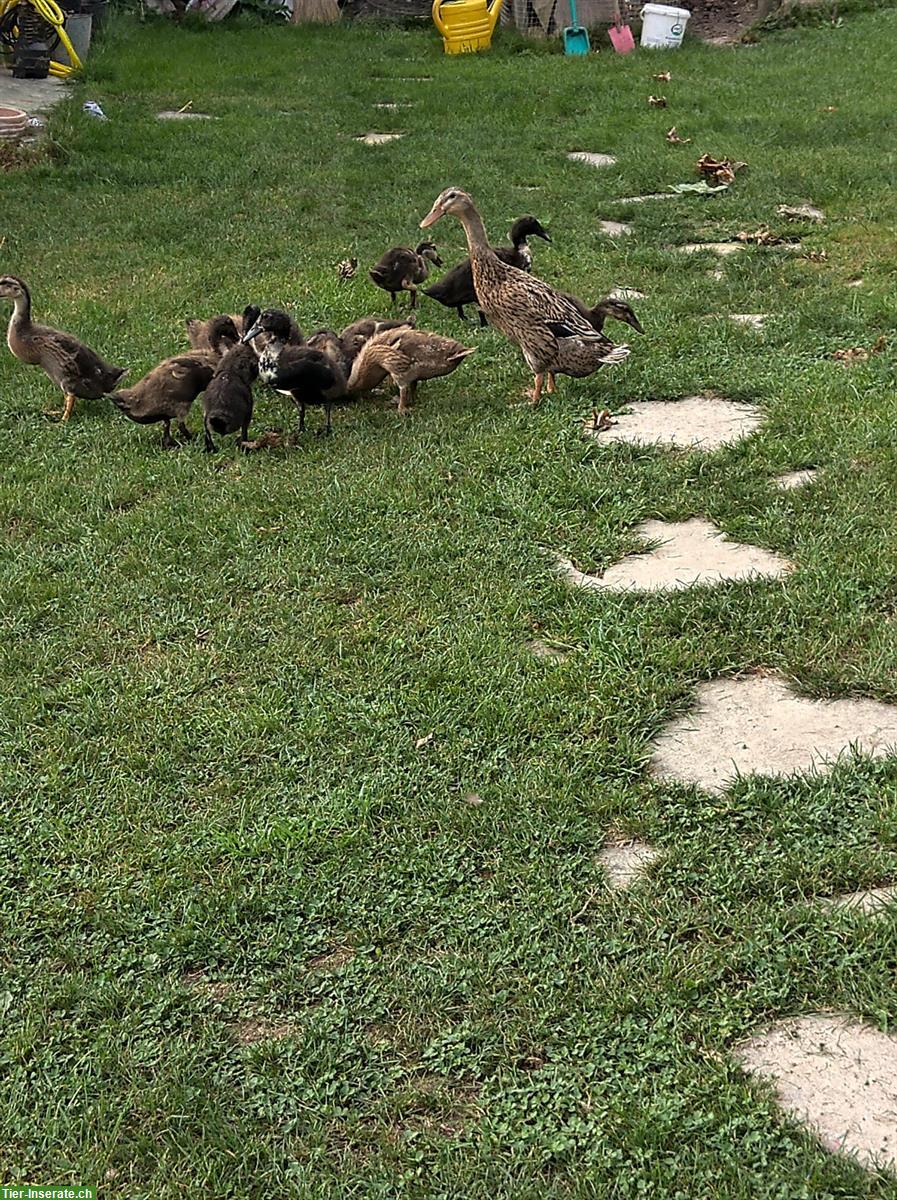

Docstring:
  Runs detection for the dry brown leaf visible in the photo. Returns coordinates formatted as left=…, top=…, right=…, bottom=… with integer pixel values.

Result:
left=734, top=226, right=799, bottom=247
left=803, top=249, right=827, bottom=262
left=337, top=257, right=357, bottom=279
left=463, top=793, right=483, bottom=806
left=653, top=71, right=671, bottom=82
left=831, top=338, right=884, bottom=365
left=696, top=153, right=747, bottom=186
left=648, top=95, right=668, bottom=107
left=589, top=409, right=615, bottom=433
left=415, top=733, right=434, bottom=749
left=666, top=125, right=691, bottom=144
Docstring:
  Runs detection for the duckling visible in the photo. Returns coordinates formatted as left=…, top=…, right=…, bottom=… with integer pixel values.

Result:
left=420, top=189, right=628, bottom=405
left=347, top=325, right=475, bottom=415
left=307, top=328, right=352, bottom=377
left=187, top=305, right=303, bottom=354
left=563, top=295, right=644, bottom=335
left=338, top=314, right=416, bottom=363
left=422, top=216, right=551, bottom=324
left=369, top=241, right=442, bottom=309
left=0, top=275, right=127, bottom=422
left=108, top=317, right=238, bottom=449
left=202, top=341, right=259, bottom=453
left=242, top=309, right=349, bottom=436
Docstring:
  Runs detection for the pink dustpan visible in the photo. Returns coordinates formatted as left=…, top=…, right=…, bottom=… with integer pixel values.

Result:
left=609, top=0, right=635, bottom=51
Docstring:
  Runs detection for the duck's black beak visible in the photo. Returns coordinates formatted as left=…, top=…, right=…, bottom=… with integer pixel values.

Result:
left=624, top=310, right=644, bottom=334
left=241, top=322, right=263, bottom=344
left=537, top=227, right=552, bottom=243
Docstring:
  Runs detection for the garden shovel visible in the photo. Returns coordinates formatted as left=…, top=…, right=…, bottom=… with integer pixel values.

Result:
left=562, top=0, right=591, bottom=54
left=608, top=0, right=635, bottom=53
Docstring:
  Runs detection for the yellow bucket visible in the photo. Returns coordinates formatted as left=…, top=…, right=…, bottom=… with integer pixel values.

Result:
left=432, top=0, right=502, bottom=54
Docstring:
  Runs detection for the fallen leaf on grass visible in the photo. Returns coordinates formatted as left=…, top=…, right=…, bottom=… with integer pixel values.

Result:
left=589, top=409, right=615, bottom=433
left=803, top=248, right=827, bottom=262
left=666, top=126, right=691, bottom=144
left=652, top=71, right=671, bottom=82
left=648, top=95, right=667, bottom=107
left=831, top=336, right=886, bottom=365
left=734, top=226, right=799, bottom=246
left=415, top=733, right=434, bottom=749
left=777, top=203, right=825, bottom=223
left=337, top=257, right=357, bottom=279
left=463, top=793, right=483, bottom=806
left=696, top=153, right=747, bottom=186
left=670, top=180, right=729, bottom=194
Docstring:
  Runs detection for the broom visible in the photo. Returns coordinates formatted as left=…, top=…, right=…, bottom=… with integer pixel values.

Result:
left=291, top=0, right=340, bottom=22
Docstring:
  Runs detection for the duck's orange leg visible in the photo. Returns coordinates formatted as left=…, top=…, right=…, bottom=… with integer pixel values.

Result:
left=529, top=374, right=544, bottom=406
left=61, top=393, right=77, bottom=423
left=546, top=373, right=556, bottom=394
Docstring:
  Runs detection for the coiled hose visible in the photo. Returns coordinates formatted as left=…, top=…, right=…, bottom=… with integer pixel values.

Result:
left=0, top=0, right=82, bottom=77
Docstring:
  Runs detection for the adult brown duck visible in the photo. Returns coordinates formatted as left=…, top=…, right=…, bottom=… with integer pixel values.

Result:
left=0, top=275, right=127, bottom=421
left=420, top=190, right=629, bottom=404
left=423, top=215, right=551, bottom=324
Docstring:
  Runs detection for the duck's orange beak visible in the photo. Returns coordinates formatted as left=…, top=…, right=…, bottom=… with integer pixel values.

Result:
left=420, top=202, right=443, bottom=229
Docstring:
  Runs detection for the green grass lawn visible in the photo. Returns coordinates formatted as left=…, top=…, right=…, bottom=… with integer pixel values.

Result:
left=2, top=8, right=897, bottom=1196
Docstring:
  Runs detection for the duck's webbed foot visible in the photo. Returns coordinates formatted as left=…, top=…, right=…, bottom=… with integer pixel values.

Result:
left=177, top=420, right=193, bottom=442
left=161, top=419, right=178, bottom=450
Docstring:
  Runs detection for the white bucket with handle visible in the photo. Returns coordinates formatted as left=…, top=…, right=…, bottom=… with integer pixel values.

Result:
left=640, top=3, right=690, bottom=47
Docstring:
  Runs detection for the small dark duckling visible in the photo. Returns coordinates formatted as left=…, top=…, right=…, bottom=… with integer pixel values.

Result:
left=108, top=317, right=238, bottom=449
left=242, top=308, right=349, bottom=436
left=422, top=216, right=551, bottom=325
left=369, top=241, right=442, bottom=309
left=338, top=314, right=416, bottom=363
left=0, top=274, right=127, bottom=422
left=202, top=340, right=259, bottom=453
left=563, top=295, right=644, bottom=335
left=187, top=305, right=303, bottom=355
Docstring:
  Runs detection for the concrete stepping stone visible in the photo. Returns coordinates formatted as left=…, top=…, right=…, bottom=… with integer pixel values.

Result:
left=157, top=110, right=214, bottom=120
left=678, top=241, right=746, bottom=257
left=847, top=278, right=864, bottom=288
left=616, top=193, right=677, bottom=204
left=355, top=132, right=404, bottom=145
left=608, top=287, right=646, bottom=302
left=557, top=519, right=792, bottom=594
left=650, top=673, right=897, bottom=794
left=599, top=220, right=632, bottom=236
left=598, top=838, right=661, bottom=890
left=820, top=886, right=897, bottom=918
left=568, top=151, right=617, bottom=168
left=374, top=102, right=413, bottom=109
left=734, top=1014, right=897, bottom=1171
left=730, top=313, right=768, bottom=330
left=585, top=394, right=762, bottom=451
left=774, top=469, right=819, bottom=490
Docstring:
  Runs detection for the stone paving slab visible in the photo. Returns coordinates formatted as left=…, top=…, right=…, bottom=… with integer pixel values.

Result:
left=0, top=71, right=65, bottom=118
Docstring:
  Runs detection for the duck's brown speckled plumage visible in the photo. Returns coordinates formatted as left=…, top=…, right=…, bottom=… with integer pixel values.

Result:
left=420, top=190, right=629, bottom=402
left=0, top=275, right=127, bottom=421
left=347, top=325, right=475, bottom=413
left=423, top=215, right=551, bottom=323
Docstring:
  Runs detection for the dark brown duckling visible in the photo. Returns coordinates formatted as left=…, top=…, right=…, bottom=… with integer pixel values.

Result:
left=369, top=241, right=442, bottom=309
left=0, top=274, right=127, bottom=422
left=422, top=216, right=551, bottom=325
left=107, top=317, right=238, bottom=449
left=306, top=328, right=352, bottom=377
left=242, top=308, right=349, bottom=436
left=338, top=314, right=416, bottom=363
left=202, top=341, right=259, bottom=453
left=562, top=295, right=644, bottom=335
left=187, top=305, right=303, bottom=354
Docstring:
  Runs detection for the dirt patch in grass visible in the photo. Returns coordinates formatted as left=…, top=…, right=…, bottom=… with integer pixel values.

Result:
left=651, top=672, right=897, bottom=793
left=598, top=836, right=662, bottom=890
left=233, top=1017, right=296, bottom=1045
left=181, top=969, right=234, bottom=1002
left=774, top=468, right=819, bottom=490
left=735, top=1013, right=897, bottom=1170
left=308, top=944, right=356, bottom=972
